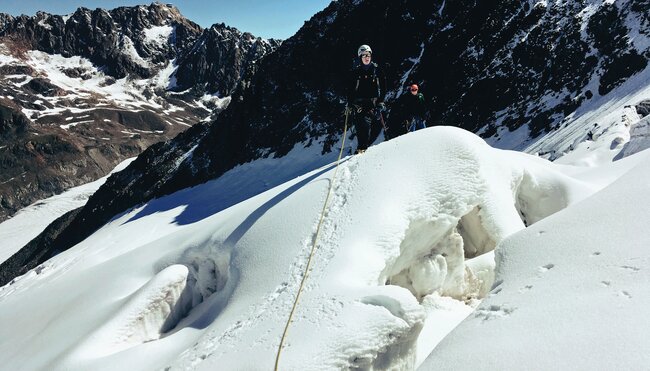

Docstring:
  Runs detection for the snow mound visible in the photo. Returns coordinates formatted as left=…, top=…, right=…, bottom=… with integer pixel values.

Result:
left=0, top=127, right=631, bottom=370
left=422, top=150, right=650, bottom=370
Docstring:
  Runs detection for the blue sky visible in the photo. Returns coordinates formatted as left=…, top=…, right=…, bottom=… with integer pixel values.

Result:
left=1, top=0, right=333, bottom=39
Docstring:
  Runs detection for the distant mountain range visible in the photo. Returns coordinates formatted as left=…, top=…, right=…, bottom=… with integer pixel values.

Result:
left=0, top=2, right=280, bottom=221
left=2, top=0, right=650, bottom=286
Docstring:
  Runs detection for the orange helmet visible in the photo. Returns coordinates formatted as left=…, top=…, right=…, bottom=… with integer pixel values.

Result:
left=410, top=84, right=419, bottom=92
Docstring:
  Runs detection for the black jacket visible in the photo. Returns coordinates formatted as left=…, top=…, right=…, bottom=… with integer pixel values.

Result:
left=348, top=61, right=386, bottom=103
left=397, top=91, right=426, bottom=119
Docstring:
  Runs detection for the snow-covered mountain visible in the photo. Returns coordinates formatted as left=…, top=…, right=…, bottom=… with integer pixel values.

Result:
left=1, top=0, right=650, bottom=368
left=0, top=127, right=648, bottom=370
left=9, top=0, right=649, bottom=282
left=0, top=2, right=280, bottom=221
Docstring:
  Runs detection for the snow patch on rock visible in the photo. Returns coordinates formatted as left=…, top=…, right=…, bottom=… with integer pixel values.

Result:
left=120, top=35, right=149, bottom=68
left=143, top=25, right=174, bottom=47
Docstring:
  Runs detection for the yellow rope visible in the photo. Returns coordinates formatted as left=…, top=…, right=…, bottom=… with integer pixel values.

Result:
left=274, top=108, right=350, bottom=371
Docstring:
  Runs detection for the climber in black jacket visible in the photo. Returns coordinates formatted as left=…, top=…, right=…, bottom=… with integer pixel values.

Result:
left=398, top=84, right=427, bottom=133
left=347, top=44, right=387, bottom=154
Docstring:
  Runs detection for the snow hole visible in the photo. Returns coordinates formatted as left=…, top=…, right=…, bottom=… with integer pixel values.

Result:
left=159, top=251, right=231, bottom=336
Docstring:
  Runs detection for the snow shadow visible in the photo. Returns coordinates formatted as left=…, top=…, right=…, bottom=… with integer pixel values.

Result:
left=81, top=252, right=235, bottom=358
left=457, top=206, right=496, bottom=259
left=123, top=160, right=345, bottom=226
left=220, top=159, right=347, bottom=247
left=358, top=294, right=423, bottom=370
left=69, top=257, right=236, bottom=359
left=68, top=265, right=201, bottom=357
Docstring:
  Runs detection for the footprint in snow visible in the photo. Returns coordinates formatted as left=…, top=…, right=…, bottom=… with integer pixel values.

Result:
left=518, top=285, right=533, bottom=293
left=538, top=263, right=554, bottom=272
left=619, top=265, right=640, bottom=272
left=475, top=304, right=516, bottom=321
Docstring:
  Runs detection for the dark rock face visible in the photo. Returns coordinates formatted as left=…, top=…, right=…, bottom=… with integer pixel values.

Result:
left=587, top=3, right=647, bottom=96
left=0, top=103, right=29, bottom=139
left=0, top=3, right=279, bottom=222
left=187, top=0, right=650, bottom=161
left=174, top=24, right=282, bottom=95
left=24, top=77, right=65, bottom=96
left=0, top=208, right=80, bottom=286
left=2, top=0, right=650, bottom=286
left=636, top=100, right=650, bottom=118
left=7, top=121, right=212, bottom=273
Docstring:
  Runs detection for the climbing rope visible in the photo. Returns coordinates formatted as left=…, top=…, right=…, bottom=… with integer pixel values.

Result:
left=274, top=107, right=350, bottom=371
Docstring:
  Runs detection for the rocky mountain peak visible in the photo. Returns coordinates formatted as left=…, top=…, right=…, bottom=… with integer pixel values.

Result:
left=0, top=13, right=14, bottom=28
left=109, top=2, right=187, bottom=29
left=0, top=2, right=202, bottom=79
left=0, top=3, right=280, bottom=225
left=173, top=22, right=281, bottom=95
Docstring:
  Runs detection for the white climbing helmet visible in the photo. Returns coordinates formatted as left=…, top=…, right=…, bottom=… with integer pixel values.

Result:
left=357, top=44, right=372, bottom=56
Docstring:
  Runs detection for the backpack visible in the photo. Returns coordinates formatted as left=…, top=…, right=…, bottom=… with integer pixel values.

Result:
left=351, top=58, right=380, bottom=98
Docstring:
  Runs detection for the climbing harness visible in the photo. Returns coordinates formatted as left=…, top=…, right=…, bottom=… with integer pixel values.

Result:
left=274, top=106, right=350, bottom=371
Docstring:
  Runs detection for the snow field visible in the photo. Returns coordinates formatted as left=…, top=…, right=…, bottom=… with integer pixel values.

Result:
left=0, top=127, right=641, bottom=370
left=143, top=25, right=175, bottom=47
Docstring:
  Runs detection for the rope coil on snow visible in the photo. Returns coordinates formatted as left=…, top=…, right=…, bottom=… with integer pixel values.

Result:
left=274, top=108, right=350, bottom=371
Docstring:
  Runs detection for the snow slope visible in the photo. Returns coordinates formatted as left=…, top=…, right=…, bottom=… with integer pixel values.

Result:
left=422, top=150, right=650, bottom=370
left=523, top=63, right=650, bottom=166
left=0, top=127, right=646, bottom=370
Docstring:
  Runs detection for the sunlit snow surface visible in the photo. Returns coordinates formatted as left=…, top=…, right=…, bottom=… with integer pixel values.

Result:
left=423, top=151, right=650, bottom=370
left=0, top=128, right=648, bottom=370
